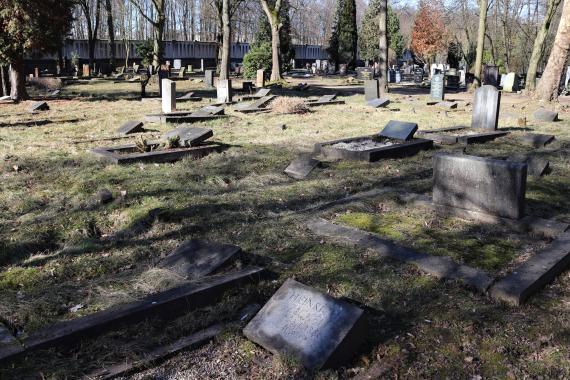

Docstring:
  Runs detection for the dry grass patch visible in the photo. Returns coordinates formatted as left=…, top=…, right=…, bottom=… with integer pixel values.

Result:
left=271, top=96, right=310, bottom=114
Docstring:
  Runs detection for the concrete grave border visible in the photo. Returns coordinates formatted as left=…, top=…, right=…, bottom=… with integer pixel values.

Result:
left=416, top=126, right=509, bottom=145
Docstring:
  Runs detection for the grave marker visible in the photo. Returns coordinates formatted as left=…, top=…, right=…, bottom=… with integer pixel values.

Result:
left=256, top=69, right=265, bottom=88
left=162, top=127, right=213, bottom=147
left=204, top=70, right=214, bottom=88
left=367, top=98, right=390, bottom=108
left=284, top=157, right=320, bottom=179
left=483, top=65, right=500, bottom=87
left=28, top=101, right=49, bottom=113
left=364, top=80, right=380, bottom=101
left=116, top=121, right=144, bottom=135
left=502, top=72, right=519, bottom=92
left=161, top=79, right=176, bottom=114
left=471, top=85, right=501, bottom=130
left=379, top=120, right=418, bottom=141
left=430, top=74, right=445, bottom=101
left=533, top=109, right=558, bottom=122
left=216, top=79, right=233, bottom=103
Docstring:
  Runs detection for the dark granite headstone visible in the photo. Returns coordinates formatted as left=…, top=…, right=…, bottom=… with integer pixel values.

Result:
left=204, top=70, right=214, bottom=88
left=533, top=109, right=558, bottom=122
left=378, top=120, right=418, bottom=141
left=520, top=133, right=555, bottom=148
left=284, top=156, right=320, bottom=179
left=28, top=101, right=49, bottom=112
left=367, top=98, right=390, bottom=108
left=243, top=279, right=365, bottom=370
left=364, top=80, right=380, bottom=101
left=483, top=65, right=500, bottom=87
left=430, top=74, right=445, bottom=101
left=116, top=120, right=144, bottom=135
left=446, top=75, right=460, bottom=89
left=242, top=81, right=253, bottom=92
left=162, top=127, right=213, bottom=146
left=192, top=105, right=225, bottom=117
left=433, top=153, right=527, bottom=219
left=158, top=240, right=241, bottom=279
left=388, top=70, right=396, bottom=83
left=413, top=69, right=424, bottom=84
left=471, top=85, right=501, bottom=130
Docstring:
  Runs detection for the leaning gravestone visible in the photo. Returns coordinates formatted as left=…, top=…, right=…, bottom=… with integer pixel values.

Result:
left=502, top=72, right=518, bottom=92
left=533, top=109, right=558, bottom=122
left=433, top=153, right=527, bottom=220
left=116, top=120, right=144, bottom=135
left=379, top=120, right=418, bottom=141
left=284, top=156, right=320, bottom=179
left=162, top=127, right=213, bottom=147
left=364, top=79, right=380, bottom=101
left=243, top=279, right=366, bottom=370
left=158, top=240, right=240, bottom=279
left=520, top=133, right=555, bottom=148
left=204, top=70, right=215, bottom=88
left=161, top=79, right=176, bottom=114
left=216, top=79, right=233, bottom=103
left=471, top=85, right=501, bottom=130
left=430, top=74, right=445, bottom=101
left=28, top=101, right=49, bottom=113
left=367, top=98, right=390, bottom=108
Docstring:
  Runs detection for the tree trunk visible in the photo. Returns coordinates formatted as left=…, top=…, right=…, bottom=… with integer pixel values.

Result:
left=9, top=59, right=28, bottom=101
left=153, top=14, right=165, bottom=69
left=1, top=65, right=9, bottom=96
left=378, top=0, right=388, bottom=96
left=106, top=0, right=116, bottom=69
left=472, top=0, right=489, bottom=89
left=526, top=0, right=562, bottom=92
left=270, top=24, right=282, bottom=81
left=537, top=0, right=570, bottom=101
left=220, top=0, right=231, bottom=80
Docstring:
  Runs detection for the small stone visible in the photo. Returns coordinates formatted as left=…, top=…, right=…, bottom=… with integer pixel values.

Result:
left=278, top=124, right=287, bottom=130
left=533, top=109, right=558, bottom=122
left=95, top=189, right=113, bottom=204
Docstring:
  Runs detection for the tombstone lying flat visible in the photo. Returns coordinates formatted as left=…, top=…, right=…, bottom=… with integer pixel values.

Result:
left=379, top=120, right=418, bottom=141
left=234, top=95, right=276, bottom=113
left=367, top=98, right=390, bottom=108
left=144, top=106, right=225, bottom=123
left=241, top=88, right=271, bottom=101
left=243, top=279, right=365, bottom=370
left=507, top=154, right=550, bottom=178
left=28, top=101, right=49, bottom=113
left=533, top=109, right=558, bottom=122
left=162, top=127, right=213, bottom=147
left=284, top=156, right=320, bottom=179
left=433, top=153, right=527, bottom=220
left=416, top=126, right=508, bottom=145
left=116, top=121, right=144, bottom=135
left=177, top=92, right=202, bottom=102
left=520, top=133, right=555, bottom=148
left=158, top=240, right=241, bottom=279
left=307, top=94, right=345, bottom=107
left=191, top=105, right=225, bottom=117
left=436, top=101, right=458, bottom=109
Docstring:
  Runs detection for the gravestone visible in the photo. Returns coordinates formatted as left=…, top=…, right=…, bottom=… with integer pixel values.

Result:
left=28, top=101, right=49, bottom=113
left=192, top=105, right=225, bottom=117
left=388, top=70, right=396, bottom=83
left=284, top=156, right=320, bottom=179
left=256, top=69, right=265, bottom=88
left=364, top=80, right=380, bottom=101
left=173, top=59, right=182, bottom=70
left=459, top=70, right=466, bottom=86
left=204, top=70, right=215, bottom=88
left=82, top=64, right=90, bottom=77
left=395, top=71, right=401, bottom=83
left=502, top=72, right=518, bottom=92
left=507, top=154, right=549, bottom=178
left=161, top=79, right=176, bottom=114
left=446, top=75, right=459, bottom=89
left=163, top=127, right=213, bottom=147
left=483, top=65, right=499, bottom=87
left=339, top=64, right=347, bottom=75
left=116, top=120, right=144, bottom=135
left=471, top=85, right=501, bottom=130
left=34, top=67, right=40, bottom=78
left=178, top=68, right=186, bottom=78
left=158, top=240, right=240, bottom=279
left=430, top=74, right=445, bottom=101
left=367, top=98, right=390, bottom=108
left=200, top=59, right=205, bottom=71
left=178, top=92, right=196, bottom=100
left=414, top=69, right=424, bottom=84
left=520, top=133, right=555, bottom=148
left=436, top=101, right=457, bottom=109
left=133, top=64, right=140, bottom=74
left=216, top=79, right=233, bottom=103
left=158, top=69, right=169, bottom=96
left=187, top=65, right=193, bottom=73
left=433, top=153, right=527, bottom=219
left=533, top=109, right=558, bottom=122
left=379, top=120, right=418, bottom=141
left=243, top=279, right=366, bottom=370
left=565, top=66, right=570, bottom=88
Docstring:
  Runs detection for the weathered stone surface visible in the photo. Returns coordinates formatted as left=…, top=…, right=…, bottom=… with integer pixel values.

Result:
left=192, top=105, right=225, bottom=117
left=502, top=72, right=518, bottom=92
left=364, top=80, right=380, bottom=101
left=204, top=70, right=214, bottom=88
left=216, top=79, right=233, bottom=103
left=367, top=98, right=390, bottom=108
left=379, top=120, right=418, bottom=141
left=256, top=69, right=265, bottom=88
left=284, top=156, right=320, bottom=179
left=116, top=121, right=144, bottom=135
left=471, top=85, right=501, bottom=130
left=28, top=101, right=49, bottom=113
left=162, top=127, right=213, bottom=147
left=158, top=240, right=240, bottom=279
left=490, top=231, right=570, bottom=305
left=520, top=216, right=569, bottom=239
left=520, top=133, right=555, bottom=148
left=436, top=101, right=457, bottom=109
left=234, top=95, right=276, bottom=113
left=430, top=74, right=445, bottom=101
left=161, top=79, right=176, bottom=114
left=507, top=154, right=549, bottom=178
left=533, top=109, right=558, bottom=122
left=483, top=65, right=500, bottom=87
left=433, top=154, right=527, bottom=219
left=243, top=278, right=366, bottom=370
left=0, top=323, right=24, bottom=361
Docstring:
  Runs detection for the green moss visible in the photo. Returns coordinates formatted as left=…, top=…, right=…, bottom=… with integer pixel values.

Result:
left=0, top=267, right=42, bottom=290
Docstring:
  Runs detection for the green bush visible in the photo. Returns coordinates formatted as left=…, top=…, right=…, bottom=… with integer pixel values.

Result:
left=243, top=43, right=272, bottom=79
left=136, top=40, right=154, bottom=67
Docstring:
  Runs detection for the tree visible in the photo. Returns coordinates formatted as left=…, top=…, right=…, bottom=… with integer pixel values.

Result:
left=105, top=0, right=116, bottom=69
left=378, top=0, right=387, bottom=94
left=129, top=0, right=165, bottom=70
left=525, top=0, right=563, bottom=92
left=327, top=0, right=342, bottom=70
left=0, top=0, right=74, bottom=100
left=328, top=0, right=358, bottom=69
left=242, top=42, right=272, bottom=78
left=472, top=0, right=489, bottom=88
left=220, top=0, right=231, bottom=79
left=78, top=0, right=102, bottom=71
left=260, top=0, right=285, bottom=80
left=255, top=0, right=294, bottom=71
left=536, top=0, right=570, bottom=101
left=359, top=1, right=405, bottom=62
left=411, top=0, right=447, bottom=65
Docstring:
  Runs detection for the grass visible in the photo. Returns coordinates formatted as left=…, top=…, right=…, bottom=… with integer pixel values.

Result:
left=0, top=76, right=570, bottom=378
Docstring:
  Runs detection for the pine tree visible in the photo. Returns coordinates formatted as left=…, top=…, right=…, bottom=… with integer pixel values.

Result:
left=359, top=1, right=404, bottom=62
left=328, top=0, right=358, bottom=69
left=327, top=0, right=342, bottom=69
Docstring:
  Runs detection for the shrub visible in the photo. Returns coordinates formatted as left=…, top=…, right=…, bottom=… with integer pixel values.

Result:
left=243, top=43, right=272, bottom=79
left=271, top=97, right=310, bottom=114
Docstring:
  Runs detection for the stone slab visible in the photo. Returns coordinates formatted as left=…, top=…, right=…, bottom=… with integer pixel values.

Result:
left=243, top=278, right=366, bottom=370
left=162, top=127, right=213, bottom=147
left=191, top=105, right=225, bottom=117
left=436, top=101, right=457, bottom=109
left=90, top=143, right=221, bottom=164
left=116, top=121, right=144, bottom=135
left=430, top=74, right=445, bottom=101
left=284, top=157, right=320, bottom=179
left=216, top=79, right=233, bottom=103
left=367, top=98, right=390, bottom=108
left=490, top=231, right=570, bottom=305
left=161, top=79, right=176, bottom=114
left=364, top=80, right=380, bottom=101
left=158, top=240, right=240, bottom=279
left=507, top=154, right=549, bottom=177
left=204, top=70, right=215, bottom=88
left=433, top=154, right=527, bottom=219
left=519, top=216, right=569, bottom=239
left=307, top=218, right=493, bottom=293
left=533, top=109, right=558, bottom=122
left=0, top=323, right=24, bottom=362
left=472, top=85, right=501, bottom=130
left=28, top=101, right=49, bottom=112
left=234, top=95, right=276, bottom=113
left=520, top=133, right=555, bottom=148
left=379, top=120, right=418, bottom=141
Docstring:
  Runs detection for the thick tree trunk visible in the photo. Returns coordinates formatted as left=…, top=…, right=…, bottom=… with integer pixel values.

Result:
left=9, top=59, right=28, bottom=101
left=220, top=0, right=231, bottom=80
left=472, top=0, right=489, bottom=89
left=526, top=0, right=562, bottom=92
left=1, top=65, right=9, bottom=96
left=537, top=0, right=570, bottom=101
left=378, top=0, right=388, bottom=96
left=270, top=24, right=282, bottom=81
left=153, top=14, right=165, bottom=69
left=88, top=38, right=96, bottom=70
left=105, top=0, right=116, bottom=69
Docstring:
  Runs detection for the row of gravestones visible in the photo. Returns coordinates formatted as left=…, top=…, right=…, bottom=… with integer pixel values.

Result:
left=203, top=69, right=266, bottom=89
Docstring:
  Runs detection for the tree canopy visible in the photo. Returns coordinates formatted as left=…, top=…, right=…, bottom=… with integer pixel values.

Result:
left=359, top=1, right=404, bottom=62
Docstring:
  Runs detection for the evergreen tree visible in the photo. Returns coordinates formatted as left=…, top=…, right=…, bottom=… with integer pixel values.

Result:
left=328, top=0, right=358, bottom=69
left=359, top=1, right=404, bottom=62
left=327, top=0, right=342, bottom=69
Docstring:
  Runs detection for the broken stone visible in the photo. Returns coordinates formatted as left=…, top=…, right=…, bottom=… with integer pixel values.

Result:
left=116, top=121, right=144, bottom=135
left=28, top=101, right=49, bottom=112
left=367, top=98, right=390, bottom=108
left=162, top=127, right=213, bottom=147
left=284, top=156, right=320, bottom=179
left=520, top=133, right=555, bottom=148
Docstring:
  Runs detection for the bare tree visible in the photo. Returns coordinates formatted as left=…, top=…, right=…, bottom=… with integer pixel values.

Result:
left=378, top=0, right=388, bottom=95
left=105, top=0, right=116, bottom=68
left=472, top=0, right=490, bottom=88
left=260, top=0, right=284, bottom=81
left=78, top=0, right=103, bottom=70
left=129, top=0, right=166, bottom=69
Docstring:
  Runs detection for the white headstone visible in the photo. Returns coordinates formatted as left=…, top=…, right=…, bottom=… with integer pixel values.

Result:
left=216, top=79, right=233, bottom=103
left=200, top=59, right=204, bottom=72
left=503, top=72, right=517, bottom=92
left=459, top=70, right=466, bottom=86
left=430, top=63, right=437, bottom=77
left=162, top=79, right=176, bottom=114
left=173, top=59, right=182, bottom=70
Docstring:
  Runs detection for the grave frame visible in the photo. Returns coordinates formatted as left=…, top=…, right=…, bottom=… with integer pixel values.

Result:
left=416, top=126, right=509, bottom=145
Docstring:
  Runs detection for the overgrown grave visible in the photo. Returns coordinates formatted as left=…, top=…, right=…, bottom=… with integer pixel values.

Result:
left=306, top=94, right=345, bottom=107
left=233, top=95, right=277, bottom=113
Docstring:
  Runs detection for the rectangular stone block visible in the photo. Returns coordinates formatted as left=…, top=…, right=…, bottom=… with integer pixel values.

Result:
left=364, top=80, right=380, bottom=101
left=256, top=69, right=265, bottom=88
left=162, top=127, right=213, bottom=147
left=379, top=120, right=418, bottom=141
left=204, top=70, right=214, bottom=88
left=367, top=98, right=390, bottom=108
left=116, top=120, right=144, bottom=135
left=502, top=72, right=518, bottom=92
left=216, top=79, right=233, bottom=103
left=430, top=74, right=444, bottom=101
left=161, top=79, right=176, bottom=114
left=243, top=279, right=365, bottom=370
left=284, top=157, right=320, bottom=179
left=471, top=85, right=501, bottom=130
left=433, top=154, right=527, bottom=219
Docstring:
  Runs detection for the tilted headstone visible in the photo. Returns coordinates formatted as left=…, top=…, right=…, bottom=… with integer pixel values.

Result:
left=379, top=120, right=418, bottom=141
left=28, top=101, right=49, bottom=113
left=502, top=72, right=518, bottom=92
left=471, top=85, right=501, bottom=130
left=161, top=79, right=176, bottom=114
left=430, top=74, right=445, bottom=101
left=116, top=120, right=144, bottom=135
left=436, top=101, right=457, bottom=109
left=178, top=92, right=196, bottom=100
left=204, top=70, right=215, bottom=88
left=364, top=79, right=380, bottom=101
left=507, top=154, right=549, bottom=178
left=367, top=98, right=390, bottom=108
left=158, top=240, right=240, bottom=279
left=216, top=79, right=233, bottom=103
left=284, top=157, right=320, bottom=179
left=252, top=88, right=271, bottom=98
left=433, top=153, right=527, bottom=219
left=533, top=109, right=558, bottom=122
left=316, top=94, right=337, bottom=103
left=243, top=279, right=366, bottom=370
left=178, top=68, right=186, bottom=78
left=256, top=69, right=265, bottom=88
left=162, top=126, right=213, bottom=147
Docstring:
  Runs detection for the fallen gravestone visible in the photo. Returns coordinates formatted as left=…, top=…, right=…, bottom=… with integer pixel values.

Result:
left=162, top=127, right=213, bottom=147
left=28, top=101, right=49, bottom=113
left=241, top=88, right=271, bottom=101
left=367, top=98, right=390, bottom=108
left=234, top=95, right=276, bottom=113
left=507, top=154, right=549, bottom=178
left=158, top=240, right=240, bottom=279
left=191, top=105, right=225, bottom=117
left=284, top=156, right=320, bottom=179
left=243, top=279, right=366, bottom=370
left=177, top=92, right=202, bottom=101
left=379, top=120, right=418, bottom=141
left=433, top=153, right=527, bottom=220
left=533, top=109, right=558, bottom=122
left=116, top=121, right=144, bottom=135
left=520, top=133, right=555, bottom=148
left=436, top=101, right=457, bottom=109
left=307, top=94, right=345, bottom=107
left=472, top=85, right=501, bottom=130
left=430, top=74, right=445, bottom=101
left=364, top=80, right=380, bottom=101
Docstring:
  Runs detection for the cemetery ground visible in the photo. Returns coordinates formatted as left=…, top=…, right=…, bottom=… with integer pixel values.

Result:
left=1, top=77, right=570, bottom=379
